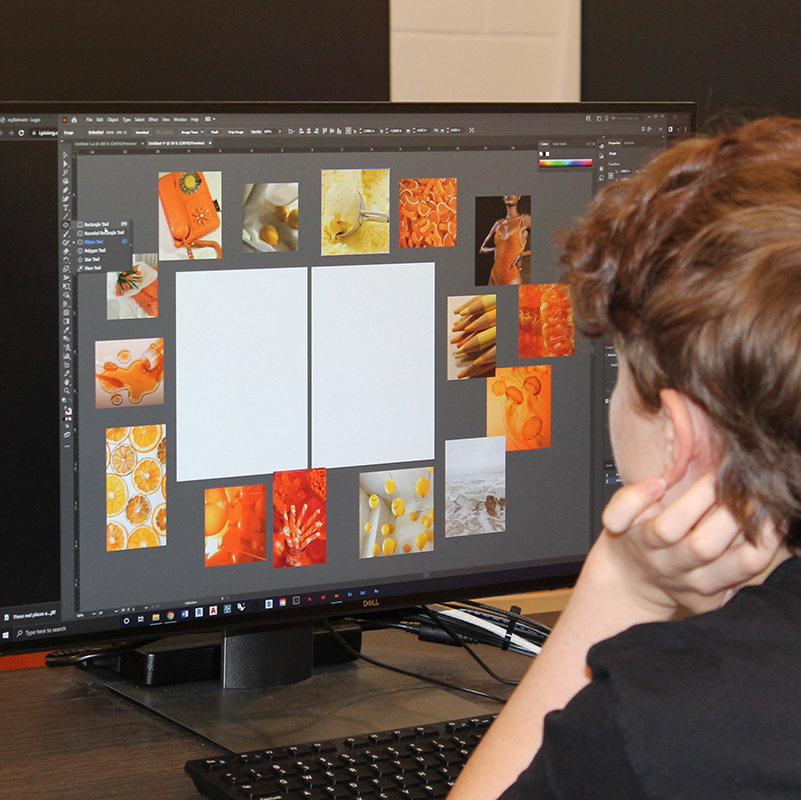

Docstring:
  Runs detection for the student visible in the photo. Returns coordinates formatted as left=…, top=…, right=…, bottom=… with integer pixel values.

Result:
left=450, top=117, right=801, bottom=799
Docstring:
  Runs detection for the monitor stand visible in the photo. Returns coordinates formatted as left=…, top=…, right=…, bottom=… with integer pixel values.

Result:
left=97, top=622, right=490, bottom=752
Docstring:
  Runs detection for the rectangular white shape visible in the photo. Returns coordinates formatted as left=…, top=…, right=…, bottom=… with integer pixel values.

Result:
left=311, top=262, right=435, bottom=468
left=175, top=268, right=308, bottom=482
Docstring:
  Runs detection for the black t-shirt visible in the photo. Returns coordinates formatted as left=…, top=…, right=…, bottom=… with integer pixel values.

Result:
left=501, top=556, right=801, bottom=799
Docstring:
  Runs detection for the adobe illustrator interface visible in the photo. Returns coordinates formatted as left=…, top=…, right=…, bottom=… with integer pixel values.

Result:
left=6, top=106, right=693, bottom=646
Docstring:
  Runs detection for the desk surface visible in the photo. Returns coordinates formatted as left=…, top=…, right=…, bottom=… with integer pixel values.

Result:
left=0, top=625, right=544, bottom=800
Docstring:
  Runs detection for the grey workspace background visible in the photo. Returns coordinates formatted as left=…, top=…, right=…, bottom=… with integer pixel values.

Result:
left=72, top=142, right=595, bottom=612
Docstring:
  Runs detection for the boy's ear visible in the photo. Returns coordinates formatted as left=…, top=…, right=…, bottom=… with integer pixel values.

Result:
left=658, top=389, right=714, bottom=488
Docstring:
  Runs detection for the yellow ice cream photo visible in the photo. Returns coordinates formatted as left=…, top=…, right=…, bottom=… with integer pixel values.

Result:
left=321, top=168, right=389, bottom=255
left=324, top=184, right=361, bottom=238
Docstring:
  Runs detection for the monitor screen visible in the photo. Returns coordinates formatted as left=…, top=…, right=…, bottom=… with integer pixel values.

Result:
left=0, top=102, right=695, bottom=655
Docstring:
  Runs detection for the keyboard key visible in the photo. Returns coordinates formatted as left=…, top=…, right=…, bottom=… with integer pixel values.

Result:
left=238, top=786, right=284, bottom=800
left=220, top=772, right=249, bottom=786
left=238, top=752, right=266, bottom=764
left=202, top=757, right=234, bottom=771
left=401, top=789, right=429, bottom=800
left=322, top=786, right=352, bottom=799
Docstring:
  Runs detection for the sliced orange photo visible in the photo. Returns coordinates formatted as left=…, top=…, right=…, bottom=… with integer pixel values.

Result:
left=106, top=522, right=126, bottom=551
left=153, top=503, right=167, bottom=536
left=111, top=444, right=136, bottom=475
left=133, top=458, right=162, bottom=494
left=130, top=424, right=162, bottom=452
left=106, top=474, right=127, bottom=517
left=107, top=426, right=130, bottom=443
left=125, top=494, right=151, bottom=525
left=157, top=437, right=166, bottom=464
left=127, top=525, right=159, bottom=549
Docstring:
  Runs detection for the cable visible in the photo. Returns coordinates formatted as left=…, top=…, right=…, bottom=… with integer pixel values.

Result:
left=443, top=602, right=551, bottom=640
left=433, top=608, right=541, bottom=656
left=431, top=604, right=551, bottom=652
left=321, top=618, right=507, bottom=704
left=457, top=599, right=552, bottom=637
left=405, top=604, right=548, bottom=650
left=420, top=606, right=521, bottom=687
left=345, top=600, right=552, bottom=689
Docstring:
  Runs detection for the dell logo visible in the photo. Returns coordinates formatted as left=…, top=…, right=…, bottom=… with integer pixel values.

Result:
left=362, top=599, right=380, bottom=608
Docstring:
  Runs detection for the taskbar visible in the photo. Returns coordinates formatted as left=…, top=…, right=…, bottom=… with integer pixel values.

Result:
left=119, top=585, right=381, bottom=631
left=3, top=559, right=581, bottom=651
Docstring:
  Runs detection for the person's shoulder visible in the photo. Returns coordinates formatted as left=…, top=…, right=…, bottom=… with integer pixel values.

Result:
left=578, top=557, right=801, bottom=797
left=591, top=556, right=801, bottom=678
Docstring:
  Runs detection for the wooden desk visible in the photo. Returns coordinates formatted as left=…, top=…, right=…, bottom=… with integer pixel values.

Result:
left=0, top=626, right=540, bottom=800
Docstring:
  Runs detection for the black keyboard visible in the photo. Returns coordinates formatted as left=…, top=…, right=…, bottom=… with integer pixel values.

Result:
left=185, top=713, right=496, bottom=800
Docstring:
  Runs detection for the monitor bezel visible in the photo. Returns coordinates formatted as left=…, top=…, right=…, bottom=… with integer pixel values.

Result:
left=0, top=100, right=696, bottom=656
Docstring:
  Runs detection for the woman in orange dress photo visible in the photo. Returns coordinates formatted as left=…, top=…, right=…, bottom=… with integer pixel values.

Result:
left=478, top=195, right=531, bottom=285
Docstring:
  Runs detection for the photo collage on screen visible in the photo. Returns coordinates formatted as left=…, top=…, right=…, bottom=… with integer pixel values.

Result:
left=84, top=129, right=584, bottom=611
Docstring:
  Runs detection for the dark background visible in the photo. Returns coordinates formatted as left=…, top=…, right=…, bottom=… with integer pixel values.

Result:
left=0, top=0, right=389, bottom=609
left=581, top=0, right=801, bottom=130
left=0, top=0, right=390, bottom=102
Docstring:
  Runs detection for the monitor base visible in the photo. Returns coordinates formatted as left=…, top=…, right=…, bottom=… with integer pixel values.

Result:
left=80, top=620, right=362, bottom=687
left=105, top=659, right=488, bottom=752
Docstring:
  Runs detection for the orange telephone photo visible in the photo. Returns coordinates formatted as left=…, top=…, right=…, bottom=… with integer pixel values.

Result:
left=158, top=171, right=221, bottom=259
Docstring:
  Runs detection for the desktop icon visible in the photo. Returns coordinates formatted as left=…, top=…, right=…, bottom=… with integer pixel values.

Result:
left=223, top=604, right=232, bottom=614
left=236, top=602, right=247, bottom=612
left=279, top=598, right=287, bottom=607
left=166, top=611, right=175, bottom=621
left=195, top=607, right=203, bottom=617
left=209, top=606, right=218, bottom=616
left=292, top=596, right=300, bottom=605
left=265, top=599, right=273, bottom=609
left=181, top=609, right=190, bottom=619
left=152, top=613, right=160, bottom=622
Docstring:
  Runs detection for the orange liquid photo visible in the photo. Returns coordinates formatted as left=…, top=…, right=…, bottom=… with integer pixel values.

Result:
left=95, top=338, right=165, bottom=408
left=204, top=484, right=267, bottom=567
left=519, top=284, right=574, bottom=359
left=273, top=469, right=327, bottom=568
left=487, top=366, right=552, bottom=451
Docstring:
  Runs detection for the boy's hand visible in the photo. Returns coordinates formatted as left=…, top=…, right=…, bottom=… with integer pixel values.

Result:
left=596, top=473, right=783, bottom=615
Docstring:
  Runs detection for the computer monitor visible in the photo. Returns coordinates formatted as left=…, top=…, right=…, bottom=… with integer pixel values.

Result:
left=0, top=102, right=694, bottom=682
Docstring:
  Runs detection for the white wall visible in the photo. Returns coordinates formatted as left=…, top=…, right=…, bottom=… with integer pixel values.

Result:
left=390, top=0, right=581, bottom=102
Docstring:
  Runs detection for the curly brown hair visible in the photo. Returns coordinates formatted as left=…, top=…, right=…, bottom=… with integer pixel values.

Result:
left=562, top=117, right=801, bottom=546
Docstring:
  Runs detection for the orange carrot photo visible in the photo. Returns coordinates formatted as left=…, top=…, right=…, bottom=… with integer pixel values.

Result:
left=399, top=178, right=457, bottom=248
